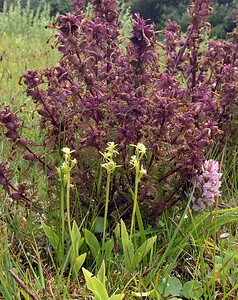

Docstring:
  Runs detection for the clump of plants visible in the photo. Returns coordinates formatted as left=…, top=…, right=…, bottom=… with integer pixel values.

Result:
left=1, top=1, right=238, bottom=299
left=0, top=0, right=238, bottom=223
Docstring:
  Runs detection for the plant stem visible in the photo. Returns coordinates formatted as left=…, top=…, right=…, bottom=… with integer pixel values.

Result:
left=66, top=174, right=72, bottom=237
left=97, top=164, right=103, bottom=198
left=130, top=156, right=146, bottom=242
left=130, top=171, right=138, bottom=240
left=102, top=172, right=111, bottom=251
left=60, top=180, right=65, bottom=259
left=130, top=172, right=146, bottom=243
left=135, top=200, right=146, bottom=244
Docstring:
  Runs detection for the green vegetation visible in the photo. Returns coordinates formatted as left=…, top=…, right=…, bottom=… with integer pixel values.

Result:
left=3, top=0, right=236, bottom=39
left=126, top=0, right=237, bottom=39
left=0, top=1, right=58, bottom=105
left=3, top=0, right=72, bottom=16
left=0, top=1, right=238, bottom=299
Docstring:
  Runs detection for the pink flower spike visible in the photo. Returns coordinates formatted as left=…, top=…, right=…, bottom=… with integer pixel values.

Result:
left=187, top=159, right=222, bottom=211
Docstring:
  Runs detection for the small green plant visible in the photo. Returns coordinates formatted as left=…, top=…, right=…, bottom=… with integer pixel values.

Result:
left=41, top=147, right=86, bottom=280
left=82, top=261, right=125, bottom=300
left=100, top=142, right=120, bottom=251
left=129, top=142, right=147, bottom=242
left=119, top=219, right=157, bottom=274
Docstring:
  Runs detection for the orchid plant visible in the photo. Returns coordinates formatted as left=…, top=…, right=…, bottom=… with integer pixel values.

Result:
left=187, top=159, right=222, bottom=211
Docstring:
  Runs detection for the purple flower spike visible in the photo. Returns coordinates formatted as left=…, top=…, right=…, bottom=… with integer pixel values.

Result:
left=187, top=159, right=222, bottom=211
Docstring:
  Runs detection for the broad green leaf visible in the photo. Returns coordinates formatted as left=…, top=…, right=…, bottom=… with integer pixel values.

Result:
left=97, top=260, right=106, bottom=285
left=105, top=238, right=114, bottom=257
left=70, top=241, right=80, bottom=262
left=158, top=277, right=182, bottom=297
left=120, top=219, right=134, bottom=272
left=72, top=252, right=87, bottom=275
left=76, top=237, right=84, bottom=252
left=71, top=220, right=81, bottom=242
left=167, top=277, right=182, bottom=296
left=71, top=221, right=84, bottom=260
left=40, top=222, right=59, bottom=252
left=94, top=216, right=104, bottom=233
left=82, top=268, right=109, bottom=300
left=71, top=237, right=84, bottom=260
left=181, top=280, right=204, bottom=299
left=114, top=222, right=121, bottom=240
left=133, top=236, right=157, bottom=267
left=84, top=229, right=101, bottom=259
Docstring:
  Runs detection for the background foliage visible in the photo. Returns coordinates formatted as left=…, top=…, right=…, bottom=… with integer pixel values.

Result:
left=126, top=0, right=237, bottom=39
left=2, top=0, right=236, bottom=39
left=3, top=0, right=72, bottom=16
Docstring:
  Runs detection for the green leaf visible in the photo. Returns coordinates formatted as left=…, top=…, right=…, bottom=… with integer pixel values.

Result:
left=114, top=222, right=121, bottom=239
left=150, top=289, right=162, bottom=299
left=83, top=229, right=101, bottom=259
left=120, top=219, right=134, bottom=272
left=181, top=280, right=204, bottom=299
left=94, top=217, right=105, bottom=233
left=105, top=238, right=114, bottom=258
left=40, top=222, right=59, bottom=252
left=158, top=277, right=182, bottom=297
left=72, top=252, right=87, bottom=275
left=82, top=267, right=109, bottom=300
left=71, top=221, right=84, bottom=258
left=71, top=220, right=81, bottom=242
left=133, top=236, right=157, bottom=267
left=97, top=260, right=106, bottom=285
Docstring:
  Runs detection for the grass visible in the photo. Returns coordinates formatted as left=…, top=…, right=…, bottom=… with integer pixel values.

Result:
left=0, top=2, right=238, bottom=300
left=0, top=33, right=58, bottom=104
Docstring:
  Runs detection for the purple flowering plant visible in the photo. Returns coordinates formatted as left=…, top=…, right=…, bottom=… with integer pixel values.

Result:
left=0, top=0, right=237, bottom=220
left=187, top=159, right=222, bottom=211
